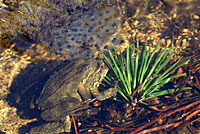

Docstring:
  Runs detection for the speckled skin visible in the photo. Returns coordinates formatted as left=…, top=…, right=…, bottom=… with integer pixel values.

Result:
left=37, top=58, right=117, bottom=121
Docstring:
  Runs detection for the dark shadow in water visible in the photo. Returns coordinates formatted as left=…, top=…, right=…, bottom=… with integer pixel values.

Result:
left=6, top=59, right=71, bottom=120
left=0, top=131, right=5, bottom=134
left=6, top=59, right=72, bottom=133
left=18, top=120, right=47, bottom=134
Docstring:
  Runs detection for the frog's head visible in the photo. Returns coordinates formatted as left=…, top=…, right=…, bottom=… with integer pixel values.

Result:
left=81, top=59, right=108, bottom=86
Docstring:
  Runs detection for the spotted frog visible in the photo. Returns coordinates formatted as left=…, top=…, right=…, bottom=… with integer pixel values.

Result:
left=37, top=58, right=117, bottom=121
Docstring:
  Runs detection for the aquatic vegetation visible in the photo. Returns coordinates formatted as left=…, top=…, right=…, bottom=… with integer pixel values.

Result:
left=103, top=40, right=189, bottom=105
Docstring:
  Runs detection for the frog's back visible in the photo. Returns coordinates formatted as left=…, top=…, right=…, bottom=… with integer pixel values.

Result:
left=37, top=59, right=90, bottom=110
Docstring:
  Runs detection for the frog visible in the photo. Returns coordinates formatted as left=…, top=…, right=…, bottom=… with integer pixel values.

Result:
left=37, top=58, right=117, bottom=121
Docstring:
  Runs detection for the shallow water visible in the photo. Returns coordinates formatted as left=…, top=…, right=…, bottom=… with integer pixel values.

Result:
left=0, top=0, right=200, bottom=133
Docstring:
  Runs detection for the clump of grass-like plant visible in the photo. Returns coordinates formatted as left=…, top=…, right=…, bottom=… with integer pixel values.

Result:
left=103, top=40, right=189, bottom=105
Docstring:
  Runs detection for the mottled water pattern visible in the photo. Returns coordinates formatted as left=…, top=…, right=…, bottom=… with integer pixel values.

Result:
left=0, top=1, right=124, bottom=60
left=50, top=6, right=123, bottom=59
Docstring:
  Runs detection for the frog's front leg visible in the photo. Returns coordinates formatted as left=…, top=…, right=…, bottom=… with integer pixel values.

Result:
left=95, top=87, right=117, bottom=101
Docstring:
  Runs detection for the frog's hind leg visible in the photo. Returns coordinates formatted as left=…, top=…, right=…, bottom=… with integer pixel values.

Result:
left=41, top=97, right=81, bottom=121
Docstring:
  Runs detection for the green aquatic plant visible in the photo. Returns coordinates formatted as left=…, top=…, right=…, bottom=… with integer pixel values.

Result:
left=103, top=40, right=189, bottom=105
